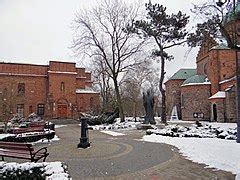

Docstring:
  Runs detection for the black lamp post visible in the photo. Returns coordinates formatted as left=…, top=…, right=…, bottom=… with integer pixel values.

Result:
left=216, top=0, right=240, bottom=143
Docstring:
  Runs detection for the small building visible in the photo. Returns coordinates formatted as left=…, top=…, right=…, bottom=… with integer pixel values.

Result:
left=0, top=61, right=100, bottom=121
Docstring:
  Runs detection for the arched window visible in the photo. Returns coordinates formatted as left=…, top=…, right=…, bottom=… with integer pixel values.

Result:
left=60, top=82, right=65, bottom=92
left=18, top=83, right=25, bottom=95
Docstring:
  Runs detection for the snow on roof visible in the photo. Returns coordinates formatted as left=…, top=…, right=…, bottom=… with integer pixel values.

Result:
left=219, top=76, right=235, bottom=84
left=209, top=91, right=226, bottom=100
left=181, top=82, right=211, bottom=87
left=76, top=88, right=99, bottom=94
left=225, top=85, right=234, bottom=92
left=48, top=71, right=77, bottom=75
left=0, top=73, right=47, bottom=77
left=210, top=43, right=230, bottom=50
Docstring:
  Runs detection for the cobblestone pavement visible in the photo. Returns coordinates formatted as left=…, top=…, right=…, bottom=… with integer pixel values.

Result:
left=45, top=124, right=235, bottom=180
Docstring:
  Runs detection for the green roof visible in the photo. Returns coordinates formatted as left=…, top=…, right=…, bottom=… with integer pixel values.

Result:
left=182, top=75, right=209, bottom=85
left=169, top=69, right=196, bottom=80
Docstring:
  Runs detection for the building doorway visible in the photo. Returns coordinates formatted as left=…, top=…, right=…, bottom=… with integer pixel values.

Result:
left=57, top=98, right=68, bottom=118
left=57, top=104, right=67, bottom=118
left=212, top=104, right=217, bottom=121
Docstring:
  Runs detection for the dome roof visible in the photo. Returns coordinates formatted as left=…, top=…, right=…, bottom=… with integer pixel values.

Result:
left=182, top=75, right=210, bottom=86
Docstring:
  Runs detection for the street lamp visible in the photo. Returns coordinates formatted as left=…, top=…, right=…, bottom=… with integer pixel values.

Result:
left=216, top=0, right=240, bottom=143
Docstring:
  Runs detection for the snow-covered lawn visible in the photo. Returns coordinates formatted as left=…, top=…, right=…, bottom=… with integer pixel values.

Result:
left=143, top=122, right=240, bottom=179
left=147, top=122, right=237, bottom=140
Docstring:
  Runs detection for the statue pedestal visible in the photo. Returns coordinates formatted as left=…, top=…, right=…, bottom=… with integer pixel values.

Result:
left=137, top=124, right=154, bottom=130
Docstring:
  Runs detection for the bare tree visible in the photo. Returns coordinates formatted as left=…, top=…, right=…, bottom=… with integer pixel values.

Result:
left=188, top=1, right=237, bottom=48
left=72, top=0, right=146, bottom=122
left=91, top=55, right=112, bottom=113
left=121, top=60, right=154, bottom=120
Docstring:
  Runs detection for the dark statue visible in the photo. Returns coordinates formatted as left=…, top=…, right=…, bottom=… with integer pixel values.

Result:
left=143, top=90, right=156, bottom=124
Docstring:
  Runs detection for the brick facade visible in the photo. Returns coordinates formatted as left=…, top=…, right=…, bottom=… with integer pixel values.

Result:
left=181, top=84, right=211, bottom=121
left=0, top=61, right=100, bottom=121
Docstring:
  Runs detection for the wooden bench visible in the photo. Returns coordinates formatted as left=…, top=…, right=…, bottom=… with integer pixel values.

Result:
left=0, top=142, right=49, bottom=162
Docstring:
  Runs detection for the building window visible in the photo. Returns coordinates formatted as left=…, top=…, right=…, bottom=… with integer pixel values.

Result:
left=18, top=83, right=25, bottom=95
left=60, top=82, right=65, bottom=92
left=17, top=104, right=24, bottom=117
left=37, top=104, right=45, bottom=116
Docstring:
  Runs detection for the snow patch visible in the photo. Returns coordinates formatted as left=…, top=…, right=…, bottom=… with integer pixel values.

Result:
left=101, top=130, right=125, bottom=136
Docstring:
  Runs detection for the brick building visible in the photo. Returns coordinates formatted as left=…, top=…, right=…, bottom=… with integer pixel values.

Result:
left=0, top=61, right=100, bottom=121
left=165, top=42, right=237, bottom=122
left=165, top=3, right=240, bottom=122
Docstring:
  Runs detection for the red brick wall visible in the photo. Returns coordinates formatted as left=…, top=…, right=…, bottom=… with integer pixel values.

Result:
left=76, top=93, right=100, bottom=114
left=218, top=49, right=236, bottom=81
left=181, top=84, right=211, bottom=121
left=76, top=78, right=86, bottom=89
left=207, top=50, right=221, bottom=95
left=49, top=61, right=76, bottom=72
left=0, top=63, right=48, bottom=75
left=0, top=75, right=47, bottom=118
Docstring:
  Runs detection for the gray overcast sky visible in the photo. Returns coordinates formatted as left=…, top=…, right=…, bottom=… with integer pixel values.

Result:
left=0, top=0, right=207, bottom=77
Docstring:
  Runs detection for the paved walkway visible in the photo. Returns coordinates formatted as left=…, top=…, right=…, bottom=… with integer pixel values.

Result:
left=45, top=124, right=234, bottom=180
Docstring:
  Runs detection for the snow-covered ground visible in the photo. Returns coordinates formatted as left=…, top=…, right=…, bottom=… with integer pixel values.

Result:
left=100, top=130, right=125, bottom=136
left=142, top=122, right=240, bottom=179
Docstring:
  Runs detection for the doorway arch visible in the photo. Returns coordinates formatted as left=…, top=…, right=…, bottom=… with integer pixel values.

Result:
left=57, top=98, right=68, bottom=118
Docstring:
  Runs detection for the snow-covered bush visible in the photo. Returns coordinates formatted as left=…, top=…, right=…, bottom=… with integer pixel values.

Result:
left=146, top=124, right=237, bottom=140
left=0, top=161, right=71, bottom=180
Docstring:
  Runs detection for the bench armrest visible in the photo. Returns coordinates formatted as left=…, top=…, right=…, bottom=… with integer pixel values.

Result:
left=32, top=147, right=49, bottom=162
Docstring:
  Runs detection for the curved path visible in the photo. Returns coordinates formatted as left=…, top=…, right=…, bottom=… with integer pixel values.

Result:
left=45, top=124, right=234, bottom=179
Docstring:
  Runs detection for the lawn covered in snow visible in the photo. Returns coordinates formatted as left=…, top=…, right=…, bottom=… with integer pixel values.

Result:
left=147, top=122, right=237, bottom=140
left=142, top=122, right=240, bottom=179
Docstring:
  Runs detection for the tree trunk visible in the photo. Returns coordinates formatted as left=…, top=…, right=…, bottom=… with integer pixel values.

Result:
left=133, top=102, right=137, bottom=122
left=113, top=78, right=125, bottom=122
left=159, top=48, right=167, bottom=124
